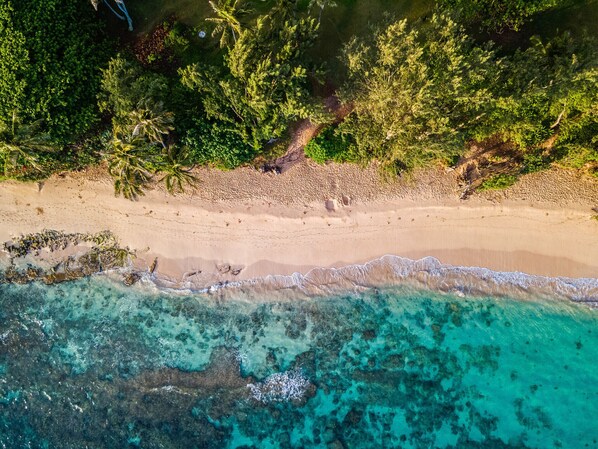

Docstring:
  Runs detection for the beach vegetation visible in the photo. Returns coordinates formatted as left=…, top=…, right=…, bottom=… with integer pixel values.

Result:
left=0, top=0, right=596, bottom=196
left=336, top=14, right=499, bottom=176
left=106, top=130, right=156, bottom=200
left=156, top=145, right=198, bottom=194
left=473, top=32, right=598, bottom=176
left=0, top=0, right=110, bottom=141
left=304, top=126, right=357, bottom=164
left=206, top=0, right=251, bottom=48
left=182, top=117, right=254, bottom=169
left=478, top=174, right=519, bottom=190
left=0, top=114, right=57, bottom=179
left=180, top=4, right=326, bottom=153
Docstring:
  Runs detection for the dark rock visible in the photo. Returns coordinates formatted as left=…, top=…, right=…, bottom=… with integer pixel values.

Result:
left=123, top=272, right=141, bottom=286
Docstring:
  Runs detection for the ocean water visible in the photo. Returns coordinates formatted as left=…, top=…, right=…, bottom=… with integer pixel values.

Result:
left=0, top=276, right=597, bottom=449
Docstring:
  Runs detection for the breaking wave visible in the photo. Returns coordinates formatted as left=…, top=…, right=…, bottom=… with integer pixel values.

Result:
left=148, top=255, right=598, bottom=306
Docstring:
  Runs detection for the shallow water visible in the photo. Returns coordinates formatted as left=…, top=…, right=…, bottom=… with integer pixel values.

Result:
left=0, top=277, right=597, bottom=449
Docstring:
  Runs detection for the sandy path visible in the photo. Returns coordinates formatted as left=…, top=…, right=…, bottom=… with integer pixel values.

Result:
left=0, top=162, right=596, bottom=286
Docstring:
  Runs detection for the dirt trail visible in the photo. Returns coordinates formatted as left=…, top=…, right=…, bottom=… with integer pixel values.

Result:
left=274, top=96, right=353, bottom=173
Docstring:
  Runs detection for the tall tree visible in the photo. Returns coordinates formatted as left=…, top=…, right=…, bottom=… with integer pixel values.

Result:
left=157, top=145, right=198, bottom=194
left=338, top=14, right=499, bottom=175
left=106, top=131, right=154, bottom=200
left=475, top=32, right=598, bottom=174
left=181, top=7, right=326, bottom=150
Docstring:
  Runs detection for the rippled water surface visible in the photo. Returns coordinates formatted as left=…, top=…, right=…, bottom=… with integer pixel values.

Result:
left=0, top=277, right=597, bottom=448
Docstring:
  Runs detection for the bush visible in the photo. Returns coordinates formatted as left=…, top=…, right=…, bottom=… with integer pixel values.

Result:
left=183, top=118, right=254, bottom=169
left=479, top=174, right=518, bottom=190
left=521, top=150, right=553, bottom=174
left=0, top=0, right=111, bottom=141
left=304, top=126, right=357, bottom=164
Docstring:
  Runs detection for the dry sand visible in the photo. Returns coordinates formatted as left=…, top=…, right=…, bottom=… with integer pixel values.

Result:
left=0, top=161, right=597, bottom=288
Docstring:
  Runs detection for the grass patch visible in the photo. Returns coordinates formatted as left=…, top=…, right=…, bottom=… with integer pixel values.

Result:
left=479, top=173, right=519, bottom=190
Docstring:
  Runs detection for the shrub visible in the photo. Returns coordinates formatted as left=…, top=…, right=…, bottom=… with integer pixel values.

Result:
left=304, top=126, right=357, bottom=164
left=479, top=174, right=518, bottom=190
left=183, top=118, right=254, bottom=169
left=0, top=0, right=111, bottom=141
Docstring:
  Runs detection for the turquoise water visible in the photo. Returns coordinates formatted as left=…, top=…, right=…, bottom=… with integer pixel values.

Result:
left=0, top=277, right=597, bottom=448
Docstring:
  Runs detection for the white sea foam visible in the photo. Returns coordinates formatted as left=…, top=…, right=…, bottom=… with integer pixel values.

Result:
left=192, top=256, right=598, bottom=306
left=247, top=370, right=312, bottom=403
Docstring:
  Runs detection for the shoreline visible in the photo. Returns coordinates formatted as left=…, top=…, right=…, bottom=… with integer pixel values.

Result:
left=129, top=255, right=597, bottom=307
left=0, top=162, right=597, bottom=293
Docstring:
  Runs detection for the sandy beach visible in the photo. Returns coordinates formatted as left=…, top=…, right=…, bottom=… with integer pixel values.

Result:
left=0, top=161, right=597, bottom=287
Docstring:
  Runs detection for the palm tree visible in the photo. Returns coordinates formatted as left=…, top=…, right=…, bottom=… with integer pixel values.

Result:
left=106, top=130, right=154, bottom=200
left=126, top=106, right=174, bottom=147
left=206, top=0, right=250, bottom=48
left=0, top=113, right=56, bottom=178
left=158, top=145, right=198, bottom=194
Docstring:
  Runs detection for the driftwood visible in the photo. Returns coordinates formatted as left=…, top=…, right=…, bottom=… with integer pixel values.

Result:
left=149, top=257, right=158, bottom=274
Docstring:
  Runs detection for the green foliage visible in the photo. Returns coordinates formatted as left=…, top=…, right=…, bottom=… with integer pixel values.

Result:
left=0, top=0, right=110, bottom=141
left=437, top=0, right=566, bottom=31
left=165, top=23, right=191, bottom=54
left=559, top=145, right=598, bottom=176
left=521, top=150, right=553, bottom=174
left=180, top=5, right=326, bottom=152
left=0, top=114, right=57, bottom=179
left=156, top=145, right=198, bottom=194
left=304, top=126, right=357, bottom=164
left=183, top=117, right=254, bottom=169
left=107, top=133, right=156, bottom=200
left=474, top=33, right=598, bottom=174
left=338, top=14, right=498, bottom=175
left=0, top=3, right=27, bottom=126
left=100, top=56, right=191, bottom=198
left=99, top=57, right=170, bottom=120
left=206, top=0, right=251, bottom=48
left=479, top=174, right=518, bottom=190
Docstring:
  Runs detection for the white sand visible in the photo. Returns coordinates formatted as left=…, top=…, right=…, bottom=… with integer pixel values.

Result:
left=0, top=163, right=596, bottom=287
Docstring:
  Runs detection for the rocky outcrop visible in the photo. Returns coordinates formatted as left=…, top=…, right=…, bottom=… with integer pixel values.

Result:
left=0, top=230, right=135, bottom=286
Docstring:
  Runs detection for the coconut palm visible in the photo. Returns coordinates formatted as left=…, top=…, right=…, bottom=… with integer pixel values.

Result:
left=0, top=113, right=57, bottom=178
left=158, top=145, right=198, bottom=194
left=206, top=0, right=250, bottom=48
left=125, top=106, right=174, bottom=147
left=106, top=130, right=155, bottom=200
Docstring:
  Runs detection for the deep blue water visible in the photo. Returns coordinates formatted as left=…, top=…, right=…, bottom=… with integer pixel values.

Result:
left=0, top=277, right=597, bottom=448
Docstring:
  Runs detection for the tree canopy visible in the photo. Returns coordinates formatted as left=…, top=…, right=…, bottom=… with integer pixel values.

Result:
left=180, top=5, right=325, bottom=152
left=0, top=0, right=110, bottom=141
left=437, top=0, right=567, bottom=31
left=0, top=0, right=596, bottom=194
left=337, top=14, right=499, bottom=175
